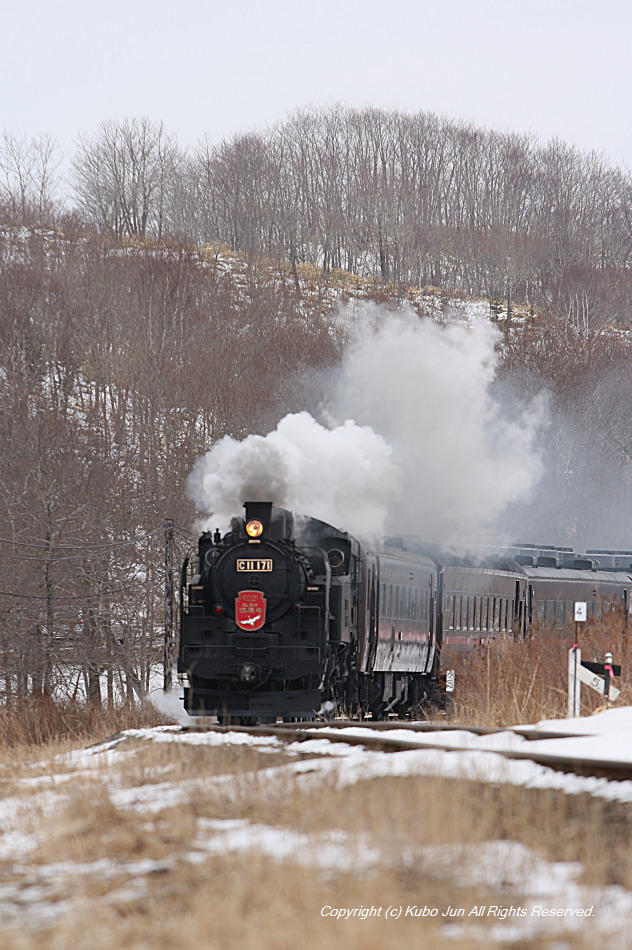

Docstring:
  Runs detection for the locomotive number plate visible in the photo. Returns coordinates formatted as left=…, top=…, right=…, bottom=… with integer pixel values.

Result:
left=236, top=559, right=273, bottom=572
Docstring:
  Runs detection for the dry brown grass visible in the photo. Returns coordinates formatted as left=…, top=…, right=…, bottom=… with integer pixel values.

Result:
left=1, top=630, right=631, bottom=949
left=446, top=614, right=632, bottom=726
left=0, top=696, right=169, bottom=747
left=3, top=756, right=628, bottom=950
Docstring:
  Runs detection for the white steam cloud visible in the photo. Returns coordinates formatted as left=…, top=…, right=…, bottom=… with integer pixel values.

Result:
left=187, top=304, right=547, bottom=545
left=187, top=412, right=400, bottom=538
left=327, top=305, right=547, bottom=543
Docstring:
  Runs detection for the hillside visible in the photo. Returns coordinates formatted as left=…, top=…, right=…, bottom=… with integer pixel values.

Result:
left=1, top=223, right=632, bottom=703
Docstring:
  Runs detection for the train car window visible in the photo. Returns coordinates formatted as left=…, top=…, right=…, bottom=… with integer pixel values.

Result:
left=594, top=601, right=602, bottom=621
left=546, top=601, right=555, bottom=627
left=557, top=601, right=566, bottom=628
left=537, top=601, right=545, bottom=624
left=449, top=594, right=455, bottom=630
left=566, top=601, right=574, bottom=623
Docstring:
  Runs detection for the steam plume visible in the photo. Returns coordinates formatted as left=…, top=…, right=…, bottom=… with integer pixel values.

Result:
left=187, top=304, right=546, bottom=544
left=187, top=411, right=400, bottom=538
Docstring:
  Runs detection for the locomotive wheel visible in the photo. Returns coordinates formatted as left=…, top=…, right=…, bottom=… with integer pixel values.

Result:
left=369, top=703, right=386, bottom=721
left=219, top=715, right=259, bottom=726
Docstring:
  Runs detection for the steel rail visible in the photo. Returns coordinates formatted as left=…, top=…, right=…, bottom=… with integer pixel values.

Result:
left=179, top=720, right=632, bottom=781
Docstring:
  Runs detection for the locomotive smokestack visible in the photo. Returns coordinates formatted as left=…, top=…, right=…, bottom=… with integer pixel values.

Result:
left=244, top=501, right=273, bottom=535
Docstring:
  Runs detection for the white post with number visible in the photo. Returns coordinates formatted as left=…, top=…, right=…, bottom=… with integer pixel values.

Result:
left=568, top=646, right=581, bottom=717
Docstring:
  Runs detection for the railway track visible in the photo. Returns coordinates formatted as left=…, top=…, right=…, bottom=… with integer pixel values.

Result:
left=180, top=719, right=632, bottom=782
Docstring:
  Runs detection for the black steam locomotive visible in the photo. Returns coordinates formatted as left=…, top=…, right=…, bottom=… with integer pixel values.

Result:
left=178, top=502, right=632, bottom=722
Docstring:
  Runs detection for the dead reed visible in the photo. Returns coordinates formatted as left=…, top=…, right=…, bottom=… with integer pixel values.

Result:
left=0, top=696, right=170, bottom=748
left=445, top=613, right=632, bottom=726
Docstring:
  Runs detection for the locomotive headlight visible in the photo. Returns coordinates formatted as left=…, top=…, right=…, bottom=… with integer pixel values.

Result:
left=245, top=519, right=264, bottom=538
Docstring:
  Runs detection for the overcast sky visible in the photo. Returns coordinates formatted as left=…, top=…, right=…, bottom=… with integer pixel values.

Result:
left=4, top=0, right=631, bottom=168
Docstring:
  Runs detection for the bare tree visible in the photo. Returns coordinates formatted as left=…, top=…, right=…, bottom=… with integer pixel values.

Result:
left=0, top=131, right=61, bottom=223
left=71, top=118, right=183, bottom=239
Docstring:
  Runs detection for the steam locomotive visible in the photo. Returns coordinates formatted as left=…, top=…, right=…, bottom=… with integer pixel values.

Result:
left=177, top=502, right=632, bottom=721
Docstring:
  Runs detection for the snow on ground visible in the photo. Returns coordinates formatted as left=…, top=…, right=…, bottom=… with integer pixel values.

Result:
left=3, top=706, right=632, bottom=942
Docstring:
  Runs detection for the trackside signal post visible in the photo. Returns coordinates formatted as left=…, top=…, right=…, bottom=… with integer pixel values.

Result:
left=568, top=602, right=621, bottom=715
left=164, top=519, right=175, bottom=691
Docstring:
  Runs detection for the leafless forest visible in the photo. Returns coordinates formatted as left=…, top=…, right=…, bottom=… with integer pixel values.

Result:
left=2, top=105, right=632, bottom=704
